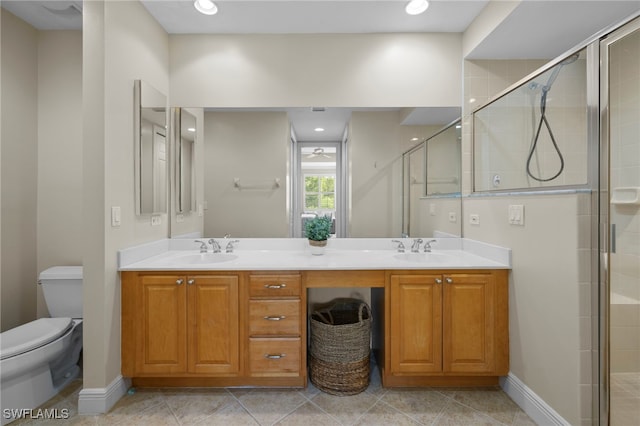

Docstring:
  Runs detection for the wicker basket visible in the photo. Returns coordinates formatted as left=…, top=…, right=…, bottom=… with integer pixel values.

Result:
left=308, top=298, right=372, bottom=395
left=309, top=354, right=370, bottom=396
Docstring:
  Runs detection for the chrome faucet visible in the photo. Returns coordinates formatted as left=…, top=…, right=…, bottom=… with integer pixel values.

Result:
left=411, top=238, right=423, bottom=253
left=194, top=240, right=208, bottom=253
left=225, top=240, right=239, bottom=253
left=391, top=240, right=406, bottom=253
left=208, top=238, right=222, bottom=253
left=423, top=239, right=437, bottom=253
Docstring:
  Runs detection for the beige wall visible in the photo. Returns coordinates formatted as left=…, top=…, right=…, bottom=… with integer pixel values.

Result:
left=170, top=33, right=462, bottom=108
left=462, top=59, right=591, bottom=424
left=36, top=30, right=83, bottom=318
left=82, top=0, right=169, bottom=390
left=0, top=10, right=38, bottom=332
left=203, top=111, right=289, bottom=237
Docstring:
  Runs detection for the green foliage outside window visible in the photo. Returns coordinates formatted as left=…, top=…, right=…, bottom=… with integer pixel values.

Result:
left=304, top=175, right=335, bottom=210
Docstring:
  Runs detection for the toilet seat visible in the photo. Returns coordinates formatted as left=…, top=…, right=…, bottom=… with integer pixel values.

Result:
left=0, top=318, right=72, bottom=360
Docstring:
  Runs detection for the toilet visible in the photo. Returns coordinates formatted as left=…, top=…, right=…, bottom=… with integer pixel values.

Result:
left=0, top=266, right=83, bottom=424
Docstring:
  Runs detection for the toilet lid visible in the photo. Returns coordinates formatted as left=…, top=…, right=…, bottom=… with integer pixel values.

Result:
left=0, top=317, right=72, bottom=360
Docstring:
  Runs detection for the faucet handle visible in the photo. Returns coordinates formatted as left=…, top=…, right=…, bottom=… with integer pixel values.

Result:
left=225, top=240, right=240, bottom=253
left=194, top=240, right=208, bottom=253
left=423, top=239, right=437, bottom=253
left=391, top=239, right=406, bottom=253
left=411, top=238, right=424, bottom=252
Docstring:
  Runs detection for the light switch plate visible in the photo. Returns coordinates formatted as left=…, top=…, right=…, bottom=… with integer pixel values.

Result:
left=111, top=206, right=121, bottom=227
left=508, top=205, right=524, bottom=226
left=151, top=215, right=161, bottom=226
left=176, top=214, right=184, bottom=223
left=429, top=203, right=436, bottom=216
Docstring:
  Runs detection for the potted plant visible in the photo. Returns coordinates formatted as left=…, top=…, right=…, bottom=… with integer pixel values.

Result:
left=305, top=215, right=332, bottom=255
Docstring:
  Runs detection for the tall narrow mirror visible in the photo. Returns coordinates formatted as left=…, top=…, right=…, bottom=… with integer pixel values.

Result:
left=176, top=108, right=196, bottom=213
left=134, top=80, right=168, bottom=215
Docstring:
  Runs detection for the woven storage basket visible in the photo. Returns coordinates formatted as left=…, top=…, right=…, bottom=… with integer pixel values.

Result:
left=309, top=354, right=370, bottom=396
left=309, top=298, right=371, bottom=395
left=309, top=298, right=371, bottom=363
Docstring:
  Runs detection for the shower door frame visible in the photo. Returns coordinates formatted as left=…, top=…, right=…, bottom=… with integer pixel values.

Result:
left=598, top=15, right=640, bottom=426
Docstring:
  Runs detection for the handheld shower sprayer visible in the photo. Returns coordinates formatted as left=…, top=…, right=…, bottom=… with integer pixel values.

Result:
left=526, top=53, right=579, bottom=182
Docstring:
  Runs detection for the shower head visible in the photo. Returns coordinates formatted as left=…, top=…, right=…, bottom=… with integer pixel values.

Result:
left=543, top=53, right=579, bottom=91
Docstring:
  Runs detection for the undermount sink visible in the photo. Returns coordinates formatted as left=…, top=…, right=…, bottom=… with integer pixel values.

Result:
left=177, top=253, right=238, bottom=264
left=393, top=252, right=450, bottom=263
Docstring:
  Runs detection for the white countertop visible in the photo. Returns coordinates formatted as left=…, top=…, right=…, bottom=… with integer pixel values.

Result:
left=118, top=238, right=511, bottom=271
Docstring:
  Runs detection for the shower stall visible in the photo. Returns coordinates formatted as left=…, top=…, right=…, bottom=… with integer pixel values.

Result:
left=601, top=17, right=640, bottom=426
left=470, top=11, right=640, bottom=424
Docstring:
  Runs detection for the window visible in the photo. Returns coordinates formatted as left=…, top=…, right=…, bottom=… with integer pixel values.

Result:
left=304, top=175, right=335, bottom=210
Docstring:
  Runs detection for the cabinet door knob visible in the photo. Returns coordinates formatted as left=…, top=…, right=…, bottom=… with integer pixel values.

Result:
left=264, top=353, right=286, bottom=359
left=264, top=315, right=286, bottom=321
left=264, top=283, right=286, bottom=289
left=176, top=279, right=184, bottom=285
left=187, top=279, right=195, bottom=285
left=445, top=277, right=453, bottom=284
left=435, top=278, right=442, bottom=284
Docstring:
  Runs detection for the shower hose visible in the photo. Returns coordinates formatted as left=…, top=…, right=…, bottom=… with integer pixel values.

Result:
left=526, top=86, right=565, bottom=182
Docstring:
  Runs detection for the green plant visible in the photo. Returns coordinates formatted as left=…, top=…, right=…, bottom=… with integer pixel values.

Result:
left=305, top=216, right=332, bottom=241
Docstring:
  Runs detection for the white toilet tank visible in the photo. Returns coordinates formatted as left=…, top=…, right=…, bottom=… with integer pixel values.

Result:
left=39, top=266, right=83, bottom=319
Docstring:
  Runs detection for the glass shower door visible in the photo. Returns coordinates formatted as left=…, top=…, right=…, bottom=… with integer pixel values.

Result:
left=602, top=17, right=640, bottom=426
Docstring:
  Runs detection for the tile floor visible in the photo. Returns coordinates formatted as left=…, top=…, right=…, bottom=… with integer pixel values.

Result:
left=610, top=372, right=640, bottom=426
left=12, top=364, right=537, bottom=426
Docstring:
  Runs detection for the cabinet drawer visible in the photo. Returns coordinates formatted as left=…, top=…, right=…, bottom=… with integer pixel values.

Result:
left=249, top=300, right=300, bottom=336
left=249, top=274, right=301, bottom=298
left=249, top=338, right=301, bottom=375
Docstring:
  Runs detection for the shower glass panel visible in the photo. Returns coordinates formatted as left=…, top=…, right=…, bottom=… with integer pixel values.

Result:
left=473, top=48, right=588, bottom=191
left=603, top=21, right=640, bottom=426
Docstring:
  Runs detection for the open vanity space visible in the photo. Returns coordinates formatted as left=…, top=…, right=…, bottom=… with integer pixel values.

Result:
left=119, top=237, right=511, bottom=390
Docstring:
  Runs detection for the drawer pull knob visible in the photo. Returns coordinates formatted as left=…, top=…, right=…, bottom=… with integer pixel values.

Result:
left=187, top=279, right=195, bottom=285
left=264, top=353, right=286, bottom=359
left=435, top=278, right=442, bottom=284
left=445, top=277, right=453, bottom=284
left=176, top=279, right=184, bottom=285
left=264, top=283, right=287, bottom=289
left=264, top=315, right=286, bottom=321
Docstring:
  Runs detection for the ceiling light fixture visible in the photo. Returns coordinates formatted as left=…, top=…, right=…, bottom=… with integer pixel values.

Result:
left=405, top=0, right=429, bottom=16
left=194, top=0, right=218, bottom=15
left=314, top=127, right=325, bottom=132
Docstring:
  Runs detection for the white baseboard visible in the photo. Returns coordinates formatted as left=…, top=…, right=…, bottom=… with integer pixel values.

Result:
left=78, top=375, right=130, bottom=415
left=500, top=373, right=569, bottom=426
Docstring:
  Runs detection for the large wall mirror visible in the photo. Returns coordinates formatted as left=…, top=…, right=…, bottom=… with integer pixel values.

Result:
left=175, top=108, right=196, bottom=213
left=170, top=107, right=462, bottom=239
left=134, top=80, right=168, bottom=215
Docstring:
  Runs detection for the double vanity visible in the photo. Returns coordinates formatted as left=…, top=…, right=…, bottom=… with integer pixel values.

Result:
left=119, top=237, right=511, bottom=389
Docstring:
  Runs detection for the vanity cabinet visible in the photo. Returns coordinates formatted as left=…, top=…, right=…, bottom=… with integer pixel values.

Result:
left=384, top=270, right=509, bottom=387
left=121, top=272, right=240, bottom=378
left=247, top=274, right=304, bottom=377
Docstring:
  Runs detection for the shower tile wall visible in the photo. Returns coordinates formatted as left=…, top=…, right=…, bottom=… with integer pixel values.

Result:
left=609, top=28, right=640, bottom=374
left=470, top=57, right=588, bottom=192
left=462, top=60, right=546, bottom=194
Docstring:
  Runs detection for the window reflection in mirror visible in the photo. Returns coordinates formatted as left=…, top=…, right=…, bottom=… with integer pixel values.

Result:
left=135, top=80, right=168, bottom=215
left=176, top=108, right=196, bottom=213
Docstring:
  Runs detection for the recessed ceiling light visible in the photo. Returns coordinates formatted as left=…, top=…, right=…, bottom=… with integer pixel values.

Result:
left=405, top=0, right=429, bottom=16
left=314, top=127, right=325, bottom=132
left=187, top=127, right=196, bottom=132
left=411, top=137, right=419, bottom=141
left=194, top=0, right=218, bottom=15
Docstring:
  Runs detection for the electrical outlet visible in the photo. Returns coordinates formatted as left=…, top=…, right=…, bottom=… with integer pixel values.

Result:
left=448, top=212, right=457, bottom=223
left=469, top=214, right=480, bottom=225
left=151, top=215, right=161, bottom=226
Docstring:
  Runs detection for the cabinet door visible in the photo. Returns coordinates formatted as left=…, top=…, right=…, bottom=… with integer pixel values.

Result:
left=389, top=274, right=443, bottom=374
left=136, top=275, right=187, bottom=374
left=443, top=273, right=496, bottom=373
left=187, top=275, right=240, bottom=375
